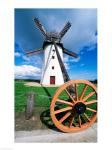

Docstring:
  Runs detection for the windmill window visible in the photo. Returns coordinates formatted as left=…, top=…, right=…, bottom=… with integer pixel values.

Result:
left=52, top=56, right=55, bottom=59
left=53, top=49, right=55, bottom=52
left=52, top=66, right=54, bottom=69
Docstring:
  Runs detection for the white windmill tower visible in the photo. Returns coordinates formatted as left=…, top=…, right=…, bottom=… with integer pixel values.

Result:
left=26, top=18, right=79, bottom=85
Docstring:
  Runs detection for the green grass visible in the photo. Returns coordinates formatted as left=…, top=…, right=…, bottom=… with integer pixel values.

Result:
left=15, top=80, right=97, bottom=130
left=15, top=81, right=58, bottom=112
left=15, top=81, right=97, bottom=114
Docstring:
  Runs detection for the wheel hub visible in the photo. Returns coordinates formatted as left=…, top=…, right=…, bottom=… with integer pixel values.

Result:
left=74, top=102, right=86, bottom=114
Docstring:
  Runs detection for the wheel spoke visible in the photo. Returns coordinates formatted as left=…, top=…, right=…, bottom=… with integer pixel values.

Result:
left=82, top=91, right=95, bottom=102
left=85, top=100, right=97, bottom=105
left=69, top=114, right=75, bottom=127
left=79, top=85, right=88, bottom=100
left=86, top=107, right=97, bottom=113
left=57, top=99, right=74, bottom=106
left=78, top=115, right=82, bottom=128
left=65, top=89, right=75, bottom=103
left=54, top=106, right=72, bottom=115
left=59, top=112, right=71, bottom=123
left=74, top=84, right=78, bottom=101
left=84, top=113, right=91, bottom=122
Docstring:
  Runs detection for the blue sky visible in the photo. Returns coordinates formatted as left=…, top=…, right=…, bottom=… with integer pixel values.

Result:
left=15, top=9, right=97, bottom=80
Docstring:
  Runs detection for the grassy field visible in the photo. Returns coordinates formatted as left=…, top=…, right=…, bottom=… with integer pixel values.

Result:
left=15, top=80, right=97, bottom=112
left=15, top=80, right=97, bottom=131
left=15, top=81, right=58, bottom=112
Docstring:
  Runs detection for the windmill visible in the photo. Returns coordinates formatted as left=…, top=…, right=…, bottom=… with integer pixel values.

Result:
left=26, top=17, right=79, bottom=85
left=25, top=18, right=97, bottom=134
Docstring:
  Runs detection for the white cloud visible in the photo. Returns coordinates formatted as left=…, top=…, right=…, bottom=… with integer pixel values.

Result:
left=15, top=65, right=41, bottom=78
left=15, top=52, right=21, bottom=57
left=86, top=44, right=97, bottom=51
left=23, top=55, right=43, bottom=66
left=80, top=63, right=85, bottom=67
left=63, top=55, right=69, bottom=63
left=64, top=55, right=80, bottom=63
left=22, top=55, right=30, bottom=61
left=63, top=55, right=80, bottom=71
left=63, top=10, right=97, bottom=52
left=70, top=57, right=80, bottom=62
left=64, top=62, right=70, bottom=70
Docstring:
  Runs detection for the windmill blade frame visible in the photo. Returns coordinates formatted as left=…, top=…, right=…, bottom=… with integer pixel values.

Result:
left=34, top=17, right=47, bottom=37
left=63, top=48, right=79, bottom=59
left=26, top=48, right=43, bottom=56
left=53, top=41, right=70, bottom=82
left=53, top=41, right=77, bottom=96
left=59, top=22, right=71, bottom=40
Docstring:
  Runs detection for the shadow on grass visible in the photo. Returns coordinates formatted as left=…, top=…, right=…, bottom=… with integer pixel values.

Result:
left=42, top=86, right=52, bottom=100
left=40, top=108, right=62, bottom=133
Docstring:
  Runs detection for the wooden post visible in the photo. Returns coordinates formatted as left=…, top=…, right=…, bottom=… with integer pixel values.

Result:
left=25, top=92, right=36, bottom=120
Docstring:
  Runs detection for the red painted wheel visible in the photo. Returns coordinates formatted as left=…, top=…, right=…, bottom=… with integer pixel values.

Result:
left=50, top=80, right=97, bottom=133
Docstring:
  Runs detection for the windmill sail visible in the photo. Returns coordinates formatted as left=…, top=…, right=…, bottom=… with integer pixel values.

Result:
left=26, top=48, right=43, bottom=56
left=63, top=48, right=79, bottom=58
left=53, top=41, right=76, bottom=96
left=59, top=22, right=71, bottom=40
left=34, top=18, right=47, bottom=37
left=53, top=41, right=70, bottom=82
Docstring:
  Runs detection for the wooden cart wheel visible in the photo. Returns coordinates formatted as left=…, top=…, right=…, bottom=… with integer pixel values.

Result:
left=50, top=80, right=97, bottom=133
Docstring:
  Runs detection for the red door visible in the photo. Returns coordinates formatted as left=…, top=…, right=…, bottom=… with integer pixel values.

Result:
left=50, top=76, right=55, bottom=84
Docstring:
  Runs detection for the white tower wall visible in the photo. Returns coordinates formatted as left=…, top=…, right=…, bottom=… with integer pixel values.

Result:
left=41, top=44, right=64, bottom=86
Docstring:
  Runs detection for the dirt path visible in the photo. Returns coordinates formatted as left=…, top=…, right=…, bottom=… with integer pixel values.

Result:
left=24, top=82, right=41, bottom=87
left=24, top=82, right=59, bottom=87
left=15, top=123, right=97, bottom=143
